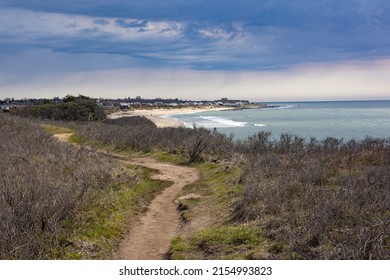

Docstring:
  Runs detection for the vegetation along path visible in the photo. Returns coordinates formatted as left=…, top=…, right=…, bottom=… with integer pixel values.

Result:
left=115, top=157, right=199, bottom=259
left=54, top=133, right=199, bottom=260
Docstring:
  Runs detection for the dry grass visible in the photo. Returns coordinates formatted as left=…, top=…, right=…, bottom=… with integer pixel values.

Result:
left=234, top=132, right=390, bottom=259
left=74, top=117, right=235, bottom=163
left=0, top=114, right=113, bottom=259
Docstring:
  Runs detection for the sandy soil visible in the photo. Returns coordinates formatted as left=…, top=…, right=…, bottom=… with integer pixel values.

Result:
left=54, top=133, right=73, bottom=142
left=107, top=106, right=235, bottom=128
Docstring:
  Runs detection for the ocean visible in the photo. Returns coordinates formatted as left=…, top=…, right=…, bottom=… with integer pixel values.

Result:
left=169, top=100, right=390, bottom=141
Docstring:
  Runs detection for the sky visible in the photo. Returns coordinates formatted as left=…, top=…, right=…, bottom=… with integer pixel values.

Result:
left=1, top=0, right=390, bottom=101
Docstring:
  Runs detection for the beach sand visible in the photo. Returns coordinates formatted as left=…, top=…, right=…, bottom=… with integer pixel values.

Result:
left=107, top=107, right=235, bottom=128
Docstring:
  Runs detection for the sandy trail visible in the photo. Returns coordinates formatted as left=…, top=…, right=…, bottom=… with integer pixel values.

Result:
left=53, top=133, right=199, bottom=260
left=115, top=157, right=199, bottom=260
left=54, top=133, right=73, bottom=142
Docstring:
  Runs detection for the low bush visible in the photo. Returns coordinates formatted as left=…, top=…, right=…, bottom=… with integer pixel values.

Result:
left=103, top=116, right=156, bottom=127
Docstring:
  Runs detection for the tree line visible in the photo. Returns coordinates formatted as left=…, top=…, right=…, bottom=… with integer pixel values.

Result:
left=12, top=95, right=105, bottom=121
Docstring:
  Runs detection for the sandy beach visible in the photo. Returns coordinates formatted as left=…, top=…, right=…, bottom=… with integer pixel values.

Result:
left=107, top=106, right=235, bottom=128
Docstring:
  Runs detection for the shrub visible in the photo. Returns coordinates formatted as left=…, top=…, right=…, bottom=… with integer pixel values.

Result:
left=74, top=119, right=235, bottom=163
left=104, top=116, right=156, bottom=127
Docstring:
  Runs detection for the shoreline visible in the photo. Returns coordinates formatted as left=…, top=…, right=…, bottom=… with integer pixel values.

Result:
left=107, top=106, right=237, bottom=128
left=107, top=104, right=273, bottom=128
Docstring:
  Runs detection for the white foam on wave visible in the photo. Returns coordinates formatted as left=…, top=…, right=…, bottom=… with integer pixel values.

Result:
left=254, top=123, right=267, bottom=127
left=177, top=116, right=248, bottom=128
left=276, top=105, right=295, bottom=109
left=263, top=104, right=295, bottom=110
left=200, top=116, right=248, bottom=127
left=171, top=115, right=248, bottom=128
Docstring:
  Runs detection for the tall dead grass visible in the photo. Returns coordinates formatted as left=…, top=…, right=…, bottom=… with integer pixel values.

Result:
left=0, top=114, right=113, bottom=259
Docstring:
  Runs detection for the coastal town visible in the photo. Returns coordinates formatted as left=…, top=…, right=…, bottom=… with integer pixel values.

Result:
left=0, top=96, right=259, bottom=112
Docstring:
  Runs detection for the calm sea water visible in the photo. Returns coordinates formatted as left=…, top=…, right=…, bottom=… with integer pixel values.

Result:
left=170, top=100, right=390, bottom=140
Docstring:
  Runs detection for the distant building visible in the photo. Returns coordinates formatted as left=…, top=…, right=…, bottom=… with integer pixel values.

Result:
left=119, top=103, right=131, bottom=109
left=1, top=105, right=10, bottom=112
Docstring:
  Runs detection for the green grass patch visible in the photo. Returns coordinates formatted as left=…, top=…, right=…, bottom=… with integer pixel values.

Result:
left=42, top=124, right=75, bottom=135
left=182, top=162, right=243, bottom=206
left=170, top=226, right=268, bottom=260
left=69, top=133, right=81, bottom=144
left=195, top=226, right=265, bottom=246
left=149, top=150, right=187, bottom=165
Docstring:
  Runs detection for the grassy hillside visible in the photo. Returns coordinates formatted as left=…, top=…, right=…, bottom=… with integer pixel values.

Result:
left=2, top=112, right=389, bottom=259
left=71, top=120, right=390, bottom=259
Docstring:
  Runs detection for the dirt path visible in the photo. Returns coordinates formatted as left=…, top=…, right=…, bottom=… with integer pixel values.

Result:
left=54, top=133, right=73, bottom=142
left=115, top=158, right=199, bottom=259
left=53, top=133, right=199, bottom=260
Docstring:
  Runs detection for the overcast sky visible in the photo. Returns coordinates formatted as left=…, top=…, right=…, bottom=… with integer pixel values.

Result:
left=1, top=0, right=390, bottom=101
